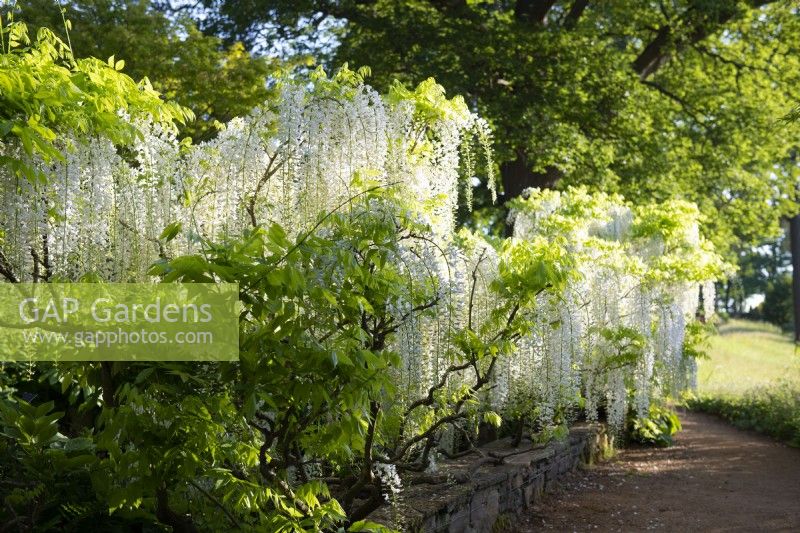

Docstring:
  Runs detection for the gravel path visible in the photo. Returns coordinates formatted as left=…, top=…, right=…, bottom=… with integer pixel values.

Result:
left=518, top=410, right=800, bottom=532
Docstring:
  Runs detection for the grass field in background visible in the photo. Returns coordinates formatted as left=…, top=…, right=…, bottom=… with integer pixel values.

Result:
left=691, top=319, right=800, bottom=447
left=697, top=319, right=800, bottom=396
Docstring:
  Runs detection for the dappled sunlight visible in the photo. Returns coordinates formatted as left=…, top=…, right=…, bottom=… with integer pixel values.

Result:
left=520, top=411, right=800, bottom=532
left=3, top=1, right=800, bottom=530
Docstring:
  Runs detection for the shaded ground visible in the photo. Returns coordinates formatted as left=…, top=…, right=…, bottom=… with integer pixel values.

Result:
left=518, top=410, right=800, bottom=532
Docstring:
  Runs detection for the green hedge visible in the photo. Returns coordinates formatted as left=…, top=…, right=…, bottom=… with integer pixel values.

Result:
left=687, top=383, right=800, bottom=447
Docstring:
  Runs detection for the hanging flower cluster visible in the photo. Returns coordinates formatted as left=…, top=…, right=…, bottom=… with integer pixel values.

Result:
left=0, top=67, right=494, bottom=284
left=506, top=188, right=727, bottom=431
left=0, top=67, right=723, bottom=438
left=0, top=63, right=725, bottom=528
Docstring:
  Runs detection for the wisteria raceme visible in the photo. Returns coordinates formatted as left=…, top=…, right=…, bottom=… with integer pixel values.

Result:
left=507, top=188, right=726, bottom=432
left=0, top=67, right=723, bottom=455
left=373, top=462, right=403, bottom=502
left=0, top=32, right=739, bottom=528
left=178, top=75, right=493, bottom=245
left=0, top=69, right=494, bottom=285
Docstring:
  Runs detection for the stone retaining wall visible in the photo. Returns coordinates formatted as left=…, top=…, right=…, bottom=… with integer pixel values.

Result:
left=369, top=423, right=611, bottom=532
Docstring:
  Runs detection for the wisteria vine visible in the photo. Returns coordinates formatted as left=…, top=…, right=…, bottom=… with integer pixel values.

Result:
left=0, top=64, right=724, bottom=528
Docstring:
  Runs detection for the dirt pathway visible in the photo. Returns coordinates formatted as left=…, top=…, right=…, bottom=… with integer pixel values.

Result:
left=518, top=410, right=800, bottom=532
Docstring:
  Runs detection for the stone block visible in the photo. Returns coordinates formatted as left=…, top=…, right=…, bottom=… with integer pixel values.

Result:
left=367, top=423, right=605, bottom=532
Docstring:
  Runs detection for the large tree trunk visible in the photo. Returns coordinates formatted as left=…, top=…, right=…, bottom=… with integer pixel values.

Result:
left=724, top=280, right=732, bottom=314
left=789, top=214, right=800, bottom=342
left=514, top=0, right=557, bottom=24
left=500, top=153, right=562, bottom=201
left=500, top=152, right=563, bottom=235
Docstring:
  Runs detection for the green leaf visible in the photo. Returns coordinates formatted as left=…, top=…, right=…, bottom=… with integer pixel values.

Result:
left=483, top=411, right=502, bottom=428
left=159, top=221, right=183, bottom=242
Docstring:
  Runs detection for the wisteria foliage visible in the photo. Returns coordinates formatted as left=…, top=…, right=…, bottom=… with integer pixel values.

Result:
left=506, top=189, right=725, bottom=432
left=0, top=66, right=724, bottom=528
left=0, top=70, right=719, bottom=425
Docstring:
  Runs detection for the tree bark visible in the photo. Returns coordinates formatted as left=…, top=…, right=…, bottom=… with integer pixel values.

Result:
left=632, top=1, right=777, bottom=79
left=514, top=0, right=557, bottom=24
left=724, top=280, right=732, bottom=314
left=156, top=486, right=198, bottom=533
left=500, top=153, right=562, bottom=201
left=633, top=25, right=672, bottom=79
left=564, top=0, right=589, bottom=28
left=788, top=214, right=800, bottom=342
left=500, top=154, right=563, bottom=236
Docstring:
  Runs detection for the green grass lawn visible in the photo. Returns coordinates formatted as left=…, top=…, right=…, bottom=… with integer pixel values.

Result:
left=697, top=319, right=800, bottom=396
left=691, top=319, right=800, bottom=447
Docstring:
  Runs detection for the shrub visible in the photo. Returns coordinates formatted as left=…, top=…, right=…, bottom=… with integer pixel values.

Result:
left=627, top=404, right=682, bottom=447
left=762, top=274, right=794, bottom=332
left=687, top=383, right=800, bottom=447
